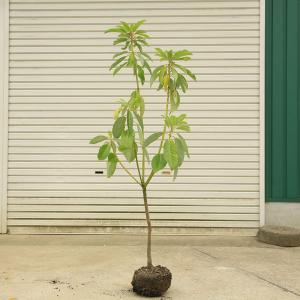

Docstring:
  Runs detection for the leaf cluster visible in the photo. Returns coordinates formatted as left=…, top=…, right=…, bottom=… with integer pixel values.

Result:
left=90, top=20, right=195, bottom=182
left=151, top=48, right=196, bottom=112
left=105, top=20, right=151, bottom=84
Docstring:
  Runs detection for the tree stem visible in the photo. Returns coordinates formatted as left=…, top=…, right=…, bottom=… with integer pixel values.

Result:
left=142, top=185, right=153, bottom=268
left=135, top=154, right=143, bottom=183
left=130, top=36, right=145, bottom=183
left=145, top=63, right=171, bottom=186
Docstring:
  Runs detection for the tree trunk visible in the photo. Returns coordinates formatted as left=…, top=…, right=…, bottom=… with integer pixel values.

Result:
left=142, top=185, right=153, bottom=268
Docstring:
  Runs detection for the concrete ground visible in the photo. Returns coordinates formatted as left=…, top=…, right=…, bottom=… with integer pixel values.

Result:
left=0, top=235, right=300, bottom=300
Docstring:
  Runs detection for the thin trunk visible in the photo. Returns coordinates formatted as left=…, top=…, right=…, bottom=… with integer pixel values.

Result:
left=142, top=185, right=153, bottom=268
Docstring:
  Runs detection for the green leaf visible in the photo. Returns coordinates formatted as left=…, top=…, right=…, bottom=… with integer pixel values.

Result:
left=109, top=56, right=126, bottom=71
left=113, top=51, right=127, bottom=59
left=137, top=65, right=145, bottom=85
left=119, top=131, right=136, bottom=162
left=112, top=116, right=126, bottom=138
left=144, top=147, right=150, bottom=163
left=171, top=67, right=179, bottom=82
left=143, top=60, right=152, bottom=74
left=120, top=21, right=131, bottom=31
left=113, top=37, right=127, bottom=45
left=121, top=41, right=129, bottom=50
left=140, top=51, right=152, bottom=61
left=107, top=153, right=118, bottom=177
left=133, top=112, right=144, bottom=130
left=137, top=32, right=150, bottom=39
left=157, top=82, right=163, bottom=91
left=139, top=95, right=145, bottom=117
left=127, top=111, right=133, bottom=132
left=127, top=54, right=135, bottom=67
left=150, top=65, right=165, bottom=86
left=155, top=48, right=168, bottom=60
left=176, top=74, right=188, bottom=93
left=175, top=64, right=196, bottom=80
left=137, top=125, right=144, bottom=146
left=111, top=141, right=117, bottom=153
left=98, top=143, right=111, bottom=160
left=173, top=168, right=178, bottom=181
left=151, top=154, right=167, bottom=172
left=131, top=19, right=146, bottom=31
left=177, top=133, right=190, bottom=158
left=173, top=50, right=192, bottom=60
left=144, top=132, right=163, bottom=147
left=175, top=138, right=185, bottom=167
left=138, top=39, right=149, bottom=46
left=170, top=90, right=180, bottom=112
left=89, top=135, right=107, bottom=144
left=163, top=139, right=179, bottom=170
left=113, top=62, right=127, bottom=75
left=177, top=114, right=187, bottom=122
left=177, top=123, right=190, bottom=132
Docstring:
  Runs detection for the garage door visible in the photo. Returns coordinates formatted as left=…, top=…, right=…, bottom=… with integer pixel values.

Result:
left=7, top=0, right=262, bottom=234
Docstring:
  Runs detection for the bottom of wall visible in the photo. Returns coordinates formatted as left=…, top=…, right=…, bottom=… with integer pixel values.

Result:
left=266, top=203, right=300, bottom=228
left=7, top=226, right=258, bottom=236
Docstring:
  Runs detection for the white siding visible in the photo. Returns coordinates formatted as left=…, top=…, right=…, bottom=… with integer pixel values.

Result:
left=7, top=0, right=262, bottom=234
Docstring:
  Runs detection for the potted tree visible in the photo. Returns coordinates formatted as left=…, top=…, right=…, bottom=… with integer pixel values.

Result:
left=90, top=20, right=196, bottom=297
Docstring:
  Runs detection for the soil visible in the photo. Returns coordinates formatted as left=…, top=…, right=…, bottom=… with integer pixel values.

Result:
left=131, top=265, right=172, bottom=297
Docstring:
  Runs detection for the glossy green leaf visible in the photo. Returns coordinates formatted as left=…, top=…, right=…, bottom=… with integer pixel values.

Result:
left=163, top=139, right=179, bottom=170
left=107, top=153, right=118, bottom=177
left=175, top=138, right=185, bottom=167
left=144, top=132, right=163, bottom=147
left=112, top=116, right=126, bottom=138
left=131, top=19, right=146, bottom=31
left=137, top=125, right=144, bottom=146
left=155, top=48, right=168, bottom=60
left=177, top=133, right=190, bottom=158
left=118, top=131, right=136, bottom=162
left=176, top=74, right=188, bottom=92
left=151, top=154, right=167, bottom=172
left=175, top=63, right=196, bottom=80
left=140, top=51, right=152, bottom=61
left=98, top=143, right=111, bottom=160
left=127, top=111, right=133, bottom=132
left=137, top=65, right=145, bottom=85
left=113, top=62, right=127, bottom=75
left=109, top=56, right=126, bottom=71
left=173, top=50, right=192, bottom=60
left=113, top=51, right=128, bottom=59
left=133, top=112, right=144, bottom=130
left=105, top=27, right=125, bottom=34
left=170, top=90, right=180, bottom=112
left=120, top=21, right=131, bottom=31
left=144, top=147, right=150, bottom=163
left=173, top=168, right=178, bottom=181
left=143, top=60, right=152, bottom=74
left=177, top=123, right=190, bottom=132
left=113, top=37, right=127, bottom=45
left=150, top=65, right=165, bottom=86
left=89, top=135, right=107, bottom=144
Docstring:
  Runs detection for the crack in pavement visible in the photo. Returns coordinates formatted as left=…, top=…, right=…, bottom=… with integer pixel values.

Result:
left=239, top=268, right=300, bottom=298
left=193, top=247, right=300, bottom=298
left=193, top=248, right=218, bottom=259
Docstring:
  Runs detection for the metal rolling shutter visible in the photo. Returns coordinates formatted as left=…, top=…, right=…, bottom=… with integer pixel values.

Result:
left=7, top=0, right=261, bottom=234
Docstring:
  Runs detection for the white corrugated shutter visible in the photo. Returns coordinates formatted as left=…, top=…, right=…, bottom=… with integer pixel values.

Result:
left=8, top=0, right=261, bottom=234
